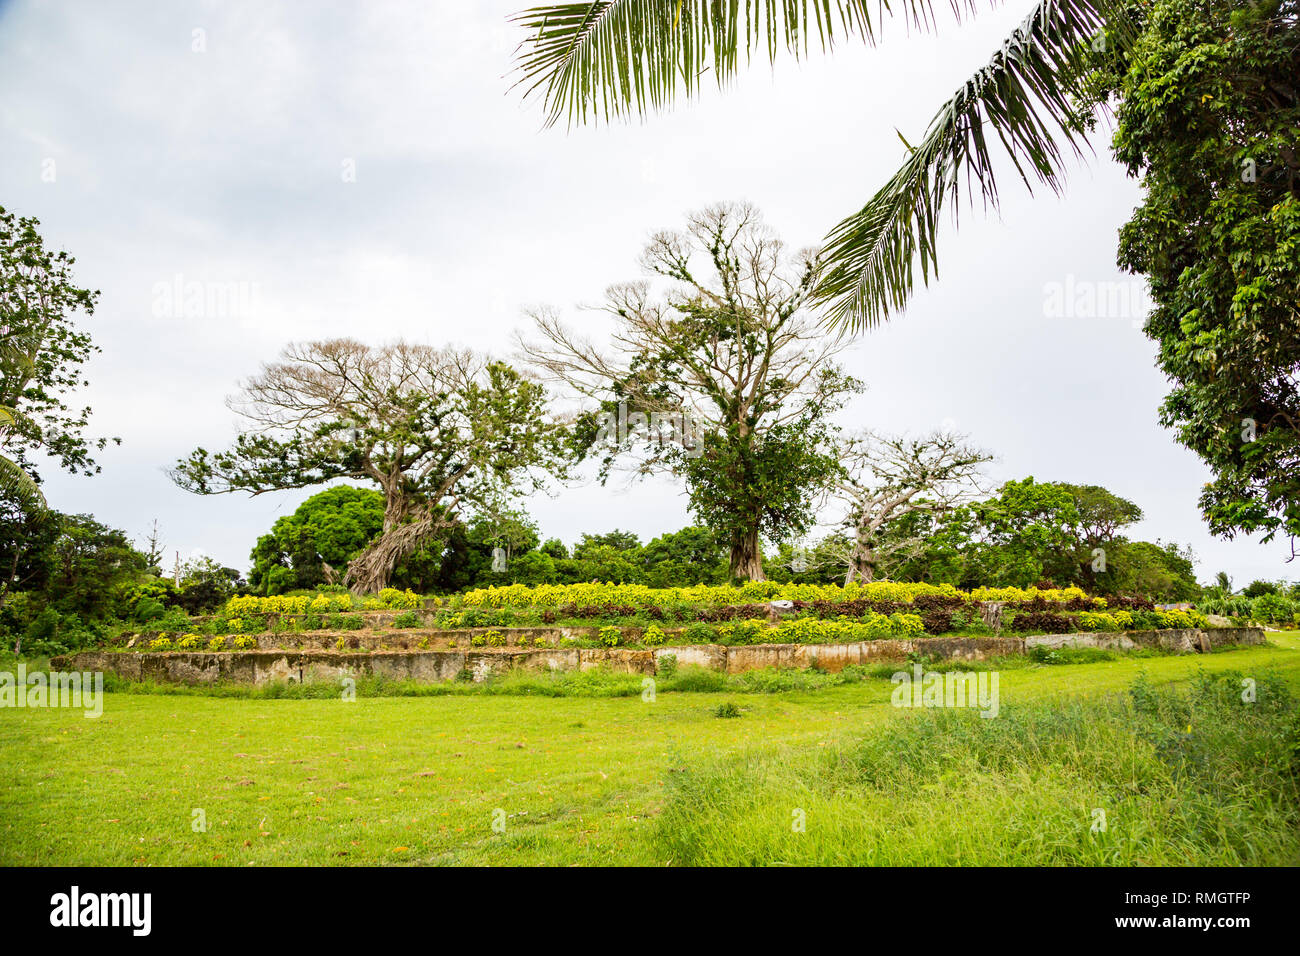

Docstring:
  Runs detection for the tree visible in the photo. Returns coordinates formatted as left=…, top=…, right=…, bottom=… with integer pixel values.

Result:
left=879, top=475, right=1191, bottom=597
left=1, top=205, right=114, bottom=509
left=1103, top=539, right=1200, bottom=602
left=0, top=491, right=58, bottom=630
left=573, top=529, right=640, bottom=559
left=539, top=537, right=569, bottom=560
left=0, top=336, right=40, bottom=509
left=43, top=513, right=148, bottom=620
left=1207, top=571, right=1234, bottom=596
left=520, top=203, right=862, bottom=579
left=1242, top=579, right=1281, bottom=599
left=470, top=506, right=542, bottom=571
left=509, top=1, right=1300, bottom=557
left=886, top=477, right=1083, bottom=588
left=173, top=556, right=244, bottom=613
left=767, top=535, right=852, bottom=586
left=1098, top=0, right=1300, bottom=557
left=172, top=339, right=569, bottom=593
left=248, top=486, right=386, bottom=594
left=964, top=478, right=1084, bottom=587
left=139, top=519, right=166, bottom=575
left=1058, top=482, right=1143, bottom=588
left=823, top=430, right=991, bottom=583
left=562, top=544, right=644, bottom=584
left=0, top=507, right=151, bottom=653
left=639, top=525, right=727, bottom=586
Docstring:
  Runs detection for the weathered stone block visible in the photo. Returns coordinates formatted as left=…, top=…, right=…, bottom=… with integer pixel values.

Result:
left=654, top=645, right=725, bottom=672
left=725, top=644, right=800, bottom=674
left=579, top=648, right=655, bottom=674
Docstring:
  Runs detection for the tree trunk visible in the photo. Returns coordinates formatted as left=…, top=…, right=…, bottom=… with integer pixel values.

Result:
left=729, top=530, right=766, bottom=582
left=844, top=540, right=875, bottom=584
left=346, top=512, right=443, bottom=594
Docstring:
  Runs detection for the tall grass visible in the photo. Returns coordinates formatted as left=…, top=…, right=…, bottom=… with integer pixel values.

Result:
left=652, top=670, right=1300, bottom=865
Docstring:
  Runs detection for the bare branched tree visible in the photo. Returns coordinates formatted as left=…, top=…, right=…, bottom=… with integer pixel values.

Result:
left=172, top=339, right=567, bottom=593
left=519, top=202, right=862, bottom=580
left=140, top=518, right=165, bottom=573
left=824, top=430, right=992, bottom=583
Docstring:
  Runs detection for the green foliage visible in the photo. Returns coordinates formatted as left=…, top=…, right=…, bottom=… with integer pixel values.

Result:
left=249, top=486, right=385, bottom=595
left=173, top=341, right=571, bottom=593
left=683, top=418, right=846, bottom=581
left=682, top=621, right=719, bottom=644
left=1250, top=591, right=1299, bottom=626
left=525, top=204, right=863, bottom=580
left=172, top=556, right=243, bottom=613
left=639, top=526, right=728, bottom=586
left=1098, top=0, right=1300, bottom=554
left=887, top=476, right=1200, bottom=601
left=1, top=205, right=114, bottom=502
left=539, top=537, right=568, bottom=560
left=573, top=529, right=640, bottom=558
left=713, top=701, right=743, bottom=718
left=1243, top=579, right=1281, bottom=598
left=1098, top=540, right=1200, bottom=602
left=656, top=652, right=678, bottom=678
left=1, top=505, right=156, bottom=652
left=655, top=671, right=1300, bottom=865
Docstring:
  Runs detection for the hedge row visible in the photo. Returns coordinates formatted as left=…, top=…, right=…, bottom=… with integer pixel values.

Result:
left=458, top=581, right=1100, bottom=610
left=223, top=588, right=422, bottom=617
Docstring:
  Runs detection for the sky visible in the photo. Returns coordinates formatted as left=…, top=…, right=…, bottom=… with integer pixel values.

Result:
left=0, top=0, right=1291, bottom=587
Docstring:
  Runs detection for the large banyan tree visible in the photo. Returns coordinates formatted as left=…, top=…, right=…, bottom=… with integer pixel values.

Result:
left=519, top=202, right=861, bottom=581
left=171, top=339, right=568, bottom=593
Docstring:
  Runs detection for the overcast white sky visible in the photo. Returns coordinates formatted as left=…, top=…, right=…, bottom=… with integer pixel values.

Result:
left=0, top=0, right=1290, bottom=586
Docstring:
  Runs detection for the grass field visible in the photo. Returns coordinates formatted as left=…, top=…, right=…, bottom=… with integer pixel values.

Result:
left=2, top=635, right=1298, bottom=866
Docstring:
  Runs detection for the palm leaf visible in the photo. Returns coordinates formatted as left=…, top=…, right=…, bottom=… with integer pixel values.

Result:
left=0, top=400, right=46, bottom=514
left=511, top=0, right=981, bottom=127
left=0, top=451, right=45, bottom=513
left=814, top=0, right=1124, bottom=331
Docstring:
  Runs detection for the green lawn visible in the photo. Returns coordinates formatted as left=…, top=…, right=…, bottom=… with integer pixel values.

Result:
left=2, top=635, right=1298, bottom=866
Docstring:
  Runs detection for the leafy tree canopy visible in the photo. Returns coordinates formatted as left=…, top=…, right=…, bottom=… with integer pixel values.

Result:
left=249, top=485, right=386, bottom=595
left=173, top=340, right=570, bottom=592
left=1, top=205, right=114, bottom=509
left=1095, top=0, right=1300, bottom=556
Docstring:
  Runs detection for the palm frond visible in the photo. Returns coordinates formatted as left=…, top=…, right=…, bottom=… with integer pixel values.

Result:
left=814, top=0, right=1124, bottom=331
left=0, top=452, right=46, bottom=514
left=511, top=0, right=980, bottom=126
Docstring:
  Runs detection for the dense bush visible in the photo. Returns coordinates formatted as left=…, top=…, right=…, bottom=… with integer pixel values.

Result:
left=921, top=610, right=954, bottom=635
left=223, top=588, right=421, bottom=617
left=459, top=580, right=1093, bottom=612
left=1250, top=592, right=1299, bottom=626
left=1009, top=611, right=1073, bottom=634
